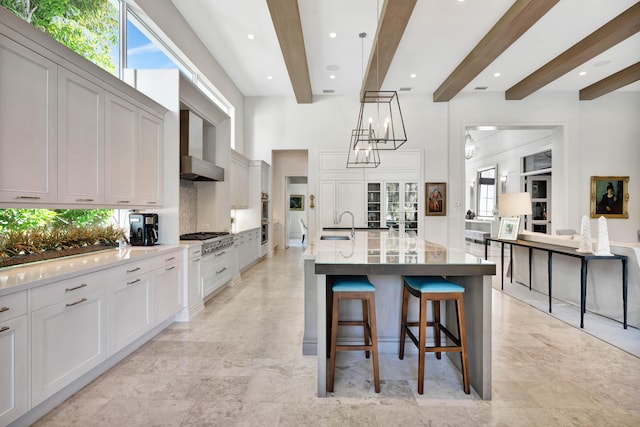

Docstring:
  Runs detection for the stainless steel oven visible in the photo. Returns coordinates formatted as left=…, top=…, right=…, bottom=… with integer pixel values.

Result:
left=261, top=193, right=269, bottom=245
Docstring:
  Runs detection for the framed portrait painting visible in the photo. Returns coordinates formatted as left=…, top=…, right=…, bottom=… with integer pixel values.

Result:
left=590, top=176, right=629, bottom=218
left=425, top=182, right=446, bottom=216
left=289, top=195, right=304, bottom=211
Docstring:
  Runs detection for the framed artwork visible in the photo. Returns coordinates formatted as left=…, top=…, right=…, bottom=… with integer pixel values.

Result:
left=498, top=217, right=520, bottom=240
left=590, top=176, right=629, bottom=218
left=425, top=182, right=446, bottom=216
left=289, top=195, right=304, bottom=211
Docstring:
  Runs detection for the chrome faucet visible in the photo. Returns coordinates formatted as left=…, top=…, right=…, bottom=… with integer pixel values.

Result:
left=339, top=210, right=355, bottom=239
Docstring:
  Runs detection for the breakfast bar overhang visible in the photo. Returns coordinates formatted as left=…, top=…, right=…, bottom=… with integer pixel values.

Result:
left=303, top=230, right=496, bottom=399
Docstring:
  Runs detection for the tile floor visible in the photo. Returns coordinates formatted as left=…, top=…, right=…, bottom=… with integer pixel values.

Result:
left=33, top=245, right=640, bottom=426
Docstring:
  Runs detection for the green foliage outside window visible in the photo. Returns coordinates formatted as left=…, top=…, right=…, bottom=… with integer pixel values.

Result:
left=0, top=209, right=114, bottom=233
left=0, top=0, right=118, bottom=73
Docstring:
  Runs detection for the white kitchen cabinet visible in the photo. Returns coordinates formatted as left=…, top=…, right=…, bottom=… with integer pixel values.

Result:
left=230, top=151, right=249, bottom=209
left=202, top=248, right=233, bottom=298
left=104, top=93, right=137, bottom=206
left=366, top=180, right=419, bottom=233
left=318, top=180, right=365, bottom=229
left=57, top=68, right=105, bottom=205
left=108, top=265, right=153, bottom=355
left=153, top=253, right=182, bottom=324
left=0, top=292, right=28, bottom=426
left=136, top=109, right=163, bottom=206
left=0, top=35, right=57, bottom=204
left=31, top=286, right=108, bottom=406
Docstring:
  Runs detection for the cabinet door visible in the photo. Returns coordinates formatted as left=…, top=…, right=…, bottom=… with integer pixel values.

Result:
left=0, top=315, right=28, bottom=426
left=136, top=109, right=163, bottom=206
left=154, top=260, right=182, bottom=324
left=58, top=68, right=104, bottom=204
left=0, top=35, right=57, bottom=204
left=105, top=93, right=137, bottom=205
left=109, top=272, right=152, bottom=355
left=318, top=181, right=337, bottom=229
left=186, top=255, right=203, bottom=309
left=31, top=288, right=108, bottom=406
left=336, top=181, right=365, bottom=227
left=526, top=176, right=551, bottom=234
left=384, top=181, right=418, bottom=235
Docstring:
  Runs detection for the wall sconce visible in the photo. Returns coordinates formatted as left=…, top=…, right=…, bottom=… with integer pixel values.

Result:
left=500, top=172, right=508, bottom=193
left=309, top=194, right=315, bottom=209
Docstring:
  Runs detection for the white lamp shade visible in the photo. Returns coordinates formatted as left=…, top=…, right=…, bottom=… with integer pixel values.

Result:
left=499, top=192, right=532, bottom=216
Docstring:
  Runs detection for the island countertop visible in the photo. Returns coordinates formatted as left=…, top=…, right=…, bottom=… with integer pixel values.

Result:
left=304, top=230, right=496, bottom=276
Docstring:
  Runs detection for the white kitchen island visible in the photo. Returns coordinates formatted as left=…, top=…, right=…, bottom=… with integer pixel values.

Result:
left=303, top=230, right=496, bottom=399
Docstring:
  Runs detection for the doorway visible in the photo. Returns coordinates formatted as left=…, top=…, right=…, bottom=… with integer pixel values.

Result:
left=286, top=176, right=307, bottom=248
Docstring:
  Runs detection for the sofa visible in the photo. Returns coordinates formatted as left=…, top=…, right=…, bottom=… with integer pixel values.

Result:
left=510, top=231, right=640, bottom=329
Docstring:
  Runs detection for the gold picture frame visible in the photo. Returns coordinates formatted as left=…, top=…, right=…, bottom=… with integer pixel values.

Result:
left=425, top=182, right=446, bottom=216
left=289, top=195, right=304, bottom=211
left=590, top=176, right=629, bottom=218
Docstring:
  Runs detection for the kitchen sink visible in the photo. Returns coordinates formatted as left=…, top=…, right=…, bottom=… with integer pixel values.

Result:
left=320, top=235, right=350, bottom=240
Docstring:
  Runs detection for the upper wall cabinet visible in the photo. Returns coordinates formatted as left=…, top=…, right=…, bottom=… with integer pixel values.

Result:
left=0, top=35, right=58, bottom=204
left=230, top=151, right=250, bottom=209
left=58, top=68, right=105, bottom=205
left=136, top=109, right=163, bottom=206
left=0, top=14, right=167, bottom=208
left=104, top=93, right=137, bottom=206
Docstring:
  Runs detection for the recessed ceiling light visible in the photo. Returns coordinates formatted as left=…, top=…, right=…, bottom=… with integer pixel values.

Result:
left=329, top=32, right=337, bottom=38
left=410, top=73, right=417, bottom=79
left=267, top=75, right=273, bottom=80
left=493, top=72, right=501, bottom=77
left=329, top=75, right=336, bottom=79
left=579, top=71, right=587, bottom=76
left=247, top=34, right=255, bottom=40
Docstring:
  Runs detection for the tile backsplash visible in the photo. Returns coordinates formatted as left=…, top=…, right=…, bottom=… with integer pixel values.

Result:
left=179, top=180, right=197, bottom=234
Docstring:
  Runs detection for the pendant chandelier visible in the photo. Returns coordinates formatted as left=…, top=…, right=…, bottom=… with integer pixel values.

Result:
left=354, top=90, right=406, bottom=150
left=464, top=131, right=478, bottom=159
left=346, top=128, right=381, bottom=168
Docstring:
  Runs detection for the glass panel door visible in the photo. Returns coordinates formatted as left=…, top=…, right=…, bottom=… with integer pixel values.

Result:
left=404, top=182, right=418, bottom=236
left=367, top=182, right=381, bottom=228
left=385, top=183, right=400, bottom=229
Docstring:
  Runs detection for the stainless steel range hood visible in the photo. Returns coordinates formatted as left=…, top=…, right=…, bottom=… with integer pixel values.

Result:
left=180, top=110, right=224, bottom=182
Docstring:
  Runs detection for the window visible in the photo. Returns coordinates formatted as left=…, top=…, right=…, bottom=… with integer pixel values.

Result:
left=477, top=166, right=497, bottom=218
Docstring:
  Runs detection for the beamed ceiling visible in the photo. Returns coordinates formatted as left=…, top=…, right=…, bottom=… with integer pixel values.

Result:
left=172, top=0, right=640, bottom=103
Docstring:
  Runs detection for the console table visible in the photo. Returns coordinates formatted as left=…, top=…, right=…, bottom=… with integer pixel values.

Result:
left=484, top=237, right=628, bottom=329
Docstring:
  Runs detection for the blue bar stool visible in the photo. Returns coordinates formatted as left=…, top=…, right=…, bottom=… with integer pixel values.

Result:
left=399, top=276, right=470, bottom=395
left=328, top=275, right=380, bottom=393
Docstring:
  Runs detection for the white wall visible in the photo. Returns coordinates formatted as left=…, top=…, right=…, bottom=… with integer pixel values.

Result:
left=245, top=92, right=639, bottom=244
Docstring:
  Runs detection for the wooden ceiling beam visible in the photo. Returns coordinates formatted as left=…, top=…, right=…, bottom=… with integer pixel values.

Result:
left=267, top=0, right=312, bottom=104
left=433, top=0, right=559, bottom=103
left=506, top=2, right=640, bottom=100
left=360, top=0, right=417, bottom=100
left=579, top=62, right=640, bottom=100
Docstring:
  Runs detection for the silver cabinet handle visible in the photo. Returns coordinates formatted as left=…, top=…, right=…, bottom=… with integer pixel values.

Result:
left=16, top=195, right=41, bottom=200
left=165, top=257, right=175, bottom=261
left=193, top=258, right=201, bottom=263
left=66, top=298, right=87, bottom=307
left=0, top=326, right=9, bottom=333
left=117, top=200, right=131, bottom=204
left=165, top=266, right=176, bottom=271
left=0, top=307, right=9, bottom=313
left=147, top=201, right=158, bottom=204
left=216, top=267, right=227, bottom=274
left=193, top=250, right=201, bottom=255
left=215, top=251, right=226, bottom=256
left=75, top=198, right=94, bottom=202
left=65, top=283, right=87, bottom=292
left=126, top=267, right=141, bottom=273
left=127, top=278, right=141, bottom=285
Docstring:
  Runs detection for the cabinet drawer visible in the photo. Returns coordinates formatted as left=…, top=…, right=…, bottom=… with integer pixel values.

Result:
left=188, top=246, right=203, bottom=259
left=152, top=250, right=182, bottom=270
left=110, top=259, right=155, bottom=281
left=31, top=271, right=105, bottom=311
left=0, top=291, right=27, bottom=322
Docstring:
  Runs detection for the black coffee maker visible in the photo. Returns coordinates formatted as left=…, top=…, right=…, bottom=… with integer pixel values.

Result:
left=129, top=213, right=158, bottom=246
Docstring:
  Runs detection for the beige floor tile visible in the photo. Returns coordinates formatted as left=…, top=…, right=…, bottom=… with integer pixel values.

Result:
left=29, top=245, right=640, bottom=426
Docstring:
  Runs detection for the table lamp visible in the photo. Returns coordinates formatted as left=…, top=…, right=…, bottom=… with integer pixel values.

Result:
left=498, top=192, right=532, bottom=240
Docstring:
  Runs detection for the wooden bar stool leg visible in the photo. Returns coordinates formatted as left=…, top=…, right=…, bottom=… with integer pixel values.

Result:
left=399, top=285, right=409, bottom=360
left=362, top=299, right=370, bottom=358
left=328, top=292, right=341, bottom=392
left=433, top=299, right=442, bottom=360
left=457, top=295, right=470, bottom=394
left=368, top=294, right=381, bottom=393
left=417, top=294, right=428, bottom=395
